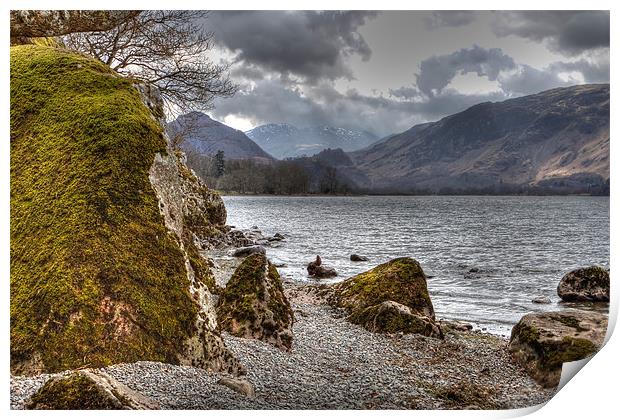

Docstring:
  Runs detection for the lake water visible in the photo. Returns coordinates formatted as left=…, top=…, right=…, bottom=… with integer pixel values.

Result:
left=223, top=195, right=609, bottom=336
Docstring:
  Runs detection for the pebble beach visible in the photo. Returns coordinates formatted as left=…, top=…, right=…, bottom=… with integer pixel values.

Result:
left=11, top=271, right=553, bottom=410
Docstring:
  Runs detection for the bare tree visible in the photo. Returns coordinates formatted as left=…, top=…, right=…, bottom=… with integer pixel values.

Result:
left=10, top=10, right=139, bottom=44
left=62, top=11, right=236, bottom=115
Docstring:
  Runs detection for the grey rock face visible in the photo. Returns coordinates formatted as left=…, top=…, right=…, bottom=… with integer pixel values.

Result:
left=139, top=83, right=242, bottom=375
left=557, top=266, right=610, bottom=302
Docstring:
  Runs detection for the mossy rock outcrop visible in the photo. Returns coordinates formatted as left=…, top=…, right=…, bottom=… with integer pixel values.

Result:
left=10, top=45, right=240, bottom=375
left=217, top=254, right=294, bottom=350
left=26, top=370, right=159, bottom=409
left=348, top=300, right=442, bottom=338
left=557, top=266, right=610, bottom=302
left=328, top=257, right=440, bottom=337
left=508, top=310, right=607, bottom=388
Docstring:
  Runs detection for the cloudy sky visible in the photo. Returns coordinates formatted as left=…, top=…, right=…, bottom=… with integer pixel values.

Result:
left=203, top=10, right=609, bottom=136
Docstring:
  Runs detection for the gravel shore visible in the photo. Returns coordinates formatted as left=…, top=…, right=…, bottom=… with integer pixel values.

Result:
left=11, top=252, right=554, bottom=410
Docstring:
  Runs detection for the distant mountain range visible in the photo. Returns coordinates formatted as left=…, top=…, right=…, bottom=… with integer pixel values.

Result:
left=171, top=84, right=609, bottom=195
left=344, top=84, right=609, bottom=194
left=245, top=123, right=378, bottom=159
left=167, top=112, right=273, bottom=161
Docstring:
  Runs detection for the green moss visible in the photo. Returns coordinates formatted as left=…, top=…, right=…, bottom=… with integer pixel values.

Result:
left=511, top=323, right=540, bottom=344
left=265, top=262, right=293, bottom=326
left=217, top=254, right=269, bottom=330
left=581, top=266, right=609, bottom=279
left=549, top=314, right=588, bottom=332
left=332, top=257, right=434, bottom=318
left=217, top=253, right=293, bottom=347
left=26, top=372, right=120, bottom=409
left=542, top=337, right=598, bottom=369
left=11, top=45, right=199, bottom=373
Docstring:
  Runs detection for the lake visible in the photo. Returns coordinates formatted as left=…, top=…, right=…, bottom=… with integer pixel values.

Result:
left=222, top=195, right=609, bottom=335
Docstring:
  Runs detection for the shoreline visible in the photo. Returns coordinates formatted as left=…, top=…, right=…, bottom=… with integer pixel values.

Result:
left=11, top=228, right=603, bottom=410
left=219, top=192, right=608, bottom=198
left=10, top=275, right=554, bottom=410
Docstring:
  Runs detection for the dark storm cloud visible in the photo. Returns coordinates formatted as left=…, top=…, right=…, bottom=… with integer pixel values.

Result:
left=212, top=80, right=509, bottom=136
left=424, top=11, right=476, bottom=29
left=209, top=11, right=609, bottom=137
left=491, top=11, right=610, bottom=56
left=207, top=11, right=378, bottom=82
left=415, top=45, right=516, bottom=96
left=551, top=58, right=610, bottom=84
left=388, top=86, right=420, bottom=100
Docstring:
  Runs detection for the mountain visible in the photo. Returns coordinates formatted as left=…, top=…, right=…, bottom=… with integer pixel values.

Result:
left=168, top=112, right=273, bottom=161
left=245, top=123, right=377, bottom=159
left=349, top=84, right=609, bottom=194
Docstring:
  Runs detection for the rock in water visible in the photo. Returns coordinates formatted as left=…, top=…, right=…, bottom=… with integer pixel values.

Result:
left=508, top=310, right=607, bottom=388
left=26, top=370, right=159, bottom=409
left=328, top=257, right=441, bottom=337
left=10, top=45, right=241, bottom=375
left=307, top=255, right=338, bottom=278
left=218, top=377, right=256, bottom=398
left=532, top=296, right=552, bottom=304
left=232, top=245, right=266, bottom=258
left=268, top=233, right=285, bottom=242
left=557, top=266, right=610, bottom=302
left=350, top=254, right=369, bottom=262
left=217, top=254, right=294, bottom=350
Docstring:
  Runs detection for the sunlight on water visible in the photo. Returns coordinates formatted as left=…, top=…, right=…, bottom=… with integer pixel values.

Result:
left=223, top=195, right=609, bottom=336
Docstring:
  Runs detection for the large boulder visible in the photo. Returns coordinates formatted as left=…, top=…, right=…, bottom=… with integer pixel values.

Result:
left=10, top=45, right=240, bottom=375
left=26, top=370, right=159, bottom=409
left=328, top=257, right=440, bottom=337
left=217, top=254, right=294, bottom=350
left=348, top=300, right=442, bottom=338
left=508, top=310, right=607, bottom=388
left=557, top=266, right=610, bottom=302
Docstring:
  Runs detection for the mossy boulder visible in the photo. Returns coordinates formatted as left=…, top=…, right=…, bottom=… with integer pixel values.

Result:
left=10, top=45, right=240, bottom=375
left=557, top=266, right=610, bottom=302
left=508, top=310, right=607, bottom=388
left=328, top=257, right=440, bottom=337
left=217, top=254, right=294, bottom=350
left=26, top=370, right=159, bottom=409
left=348, top=300, right=442, bottom=338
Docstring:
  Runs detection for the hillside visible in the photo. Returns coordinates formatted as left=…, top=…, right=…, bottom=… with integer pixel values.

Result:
left=10, top=45, right=240, bottom=375
left=246, top=123, right=377, bottom=159
left=168, top=112, right=273, bottom=161
left=349, top=84, right=609, bottom=194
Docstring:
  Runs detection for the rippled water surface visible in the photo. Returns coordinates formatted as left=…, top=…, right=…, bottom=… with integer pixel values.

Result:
left=223, top=195, right=609, bottom=335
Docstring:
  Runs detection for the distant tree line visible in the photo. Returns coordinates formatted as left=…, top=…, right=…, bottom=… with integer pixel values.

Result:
left=185, top=149, right=609, bottom=197
left=185, top=151, right=355, bottom=195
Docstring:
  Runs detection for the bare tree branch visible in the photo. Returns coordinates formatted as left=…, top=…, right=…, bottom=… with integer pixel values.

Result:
left=62, top=10, right=237, bottom=116
left=10, top=10, right=139, bottom=43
